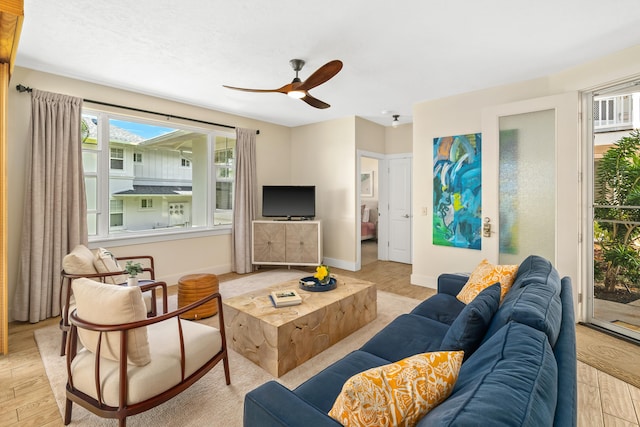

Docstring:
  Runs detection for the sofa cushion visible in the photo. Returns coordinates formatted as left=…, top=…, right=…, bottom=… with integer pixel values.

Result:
left=294, top=350, right=391, bottom=413
left=329, top=351, right=463, bottom=427
left=484, top=263, right=562, bottom=347
left=457, top=259, right=518, bottom=304
left=421, top=322, right=558, bottom=427
left=359, top=314, right=450, bottom=362
left=410, top=293, right=466, bottom=325
left=511, top=255, right=562, bottom=294
left=440, top=283, right=500, bottom=360
left=72, top=278, right=151, bottom=366
left=62, top=244, right=98, bottom=275
left=94, top=247, right=127, bottom=285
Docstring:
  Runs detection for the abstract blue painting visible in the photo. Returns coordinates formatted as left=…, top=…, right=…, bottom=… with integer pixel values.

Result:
left=433, top=133, right=482, bottom=249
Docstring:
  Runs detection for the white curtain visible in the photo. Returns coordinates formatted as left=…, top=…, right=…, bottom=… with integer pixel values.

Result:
left=231, top=128, right=257, bottom=273
left=13, top=89, right=87, bottom=323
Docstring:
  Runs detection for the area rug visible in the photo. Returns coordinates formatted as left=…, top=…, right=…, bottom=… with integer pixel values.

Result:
left=576, top=323, right=640, bottom=389
left=34, top=270, right=422, bottom=426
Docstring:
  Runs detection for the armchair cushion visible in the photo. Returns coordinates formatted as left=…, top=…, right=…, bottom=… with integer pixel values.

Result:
left=62, top=244, right=98, bottom=275
left=72, top=278, right=151, bottom=366
left=93, top=247, right=126, bottom=284
left=69, top=317, right=222, bottom=406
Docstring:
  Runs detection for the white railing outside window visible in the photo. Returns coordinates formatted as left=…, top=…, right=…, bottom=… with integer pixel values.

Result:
left=594, top=95, right=633, bottom=131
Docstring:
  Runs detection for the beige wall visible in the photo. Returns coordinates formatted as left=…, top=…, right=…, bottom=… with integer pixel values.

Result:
left=6, top=67, right=291, bottom=321
left=386, top=123, right=413, bottom=154
left=411, top=44, right=640, bottom=320
left=355, top=116, right=385, bottom=153
left=291, top=117, right=357, bottom=267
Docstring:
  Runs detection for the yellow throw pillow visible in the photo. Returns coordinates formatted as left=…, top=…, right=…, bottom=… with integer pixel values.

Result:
left=457, top=259, right=518, bottom=304
left=328, top=351, right=463, bottom=427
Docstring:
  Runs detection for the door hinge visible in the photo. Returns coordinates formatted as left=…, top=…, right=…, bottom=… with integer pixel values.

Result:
left=578, top=293, right=583, bottom=304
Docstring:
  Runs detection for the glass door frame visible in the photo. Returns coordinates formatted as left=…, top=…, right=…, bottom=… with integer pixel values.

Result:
left=583, top=80, right=640, bottom=341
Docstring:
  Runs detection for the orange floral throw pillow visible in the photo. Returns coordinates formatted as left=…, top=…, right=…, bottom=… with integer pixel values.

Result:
left=456, top=259, right=518, bottom=304
left=328, top=351, right=463, bottom=427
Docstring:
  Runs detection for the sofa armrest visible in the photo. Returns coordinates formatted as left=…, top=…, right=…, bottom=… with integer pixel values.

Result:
left=553, top=276, right=577, bottom=427
left=437, top=273, right=469, bottom=296
left=244, top=381, right=342, bottom=427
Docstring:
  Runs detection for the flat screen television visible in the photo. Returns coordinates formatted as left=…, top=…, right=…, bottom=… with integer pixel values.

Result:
left=262, top=185, right=315, bottom=219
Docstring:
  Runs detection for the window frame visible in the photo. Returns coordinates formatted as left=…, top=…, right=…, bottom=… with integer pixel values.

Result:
left=83, top=108, right=235, bottom=246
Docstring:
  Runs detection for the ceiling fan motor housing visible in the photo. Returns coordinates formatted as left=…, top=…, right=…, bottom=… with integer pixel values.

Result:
left=289, top=59, right=305, bottom=72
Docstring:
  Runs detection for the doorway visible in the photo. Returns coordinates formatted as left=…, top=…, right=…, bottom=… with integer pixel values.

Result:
left=360, top=156, right=379, bottom=266
left=357, top=151, right=412, bottom=269
left=586, top=79, right=640, bottom=341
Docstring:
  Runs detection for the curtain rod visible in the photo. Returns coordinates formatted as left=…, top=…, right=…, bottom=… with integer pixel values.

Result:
left=15, top=84, right=260, bottom=135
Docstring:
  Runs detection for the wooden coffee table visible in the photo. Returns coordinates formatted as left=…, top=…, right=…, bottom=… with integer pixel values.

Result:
left=222, top=275, right=376, bottom=377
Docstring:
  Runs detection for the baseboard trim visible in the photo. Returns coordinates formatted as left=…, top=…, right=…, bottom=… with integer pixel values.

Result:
left=410, top=273, right=437, bottom=289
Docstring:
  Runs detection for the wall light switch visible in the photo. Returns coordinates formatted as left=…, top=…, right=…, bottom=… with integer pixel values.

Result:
left=421, top=207, right=428, bottom=216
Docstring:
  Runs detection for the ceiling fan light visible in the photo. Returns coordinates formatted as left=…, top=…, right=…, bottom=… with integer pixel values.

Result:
left=392, top=115, right=400, bottom=127
left=288, top=90, right=306, bottom=99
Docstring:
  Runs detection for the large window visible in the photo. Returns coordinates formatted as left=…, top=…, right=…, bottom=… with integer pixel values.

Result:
left=82, top=111, right=236, bottom=240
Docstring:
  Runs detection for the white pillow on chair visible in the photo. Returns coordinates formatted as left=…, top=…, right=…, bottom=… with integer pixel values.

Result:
left=62, top=245, right=98, bottom=275
left=93, top=248, right=127, bottom=284
left=72, top=278, right=151, bottom=366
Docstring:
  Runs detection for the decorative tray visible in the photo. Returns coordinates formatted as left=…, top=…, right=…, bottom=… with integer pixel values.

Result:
left=298, top=276, right=337, bottom=292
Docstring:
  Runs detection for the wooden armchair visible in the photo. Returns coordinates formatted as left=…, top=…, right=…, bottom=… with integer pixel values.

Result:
left=64, top=278, right=230, bottom=427
left=59, top=245, right=168, bottom=356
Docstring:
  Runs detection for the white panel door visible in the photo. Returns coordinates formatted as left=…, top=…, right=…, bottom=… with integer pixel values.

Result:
left=388, top=157, right=412, bottom=263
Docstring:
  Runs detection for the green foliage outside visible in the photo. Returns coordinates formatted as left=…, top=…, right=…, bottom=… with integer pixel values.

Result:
left=594, top=129, right=640, bottom=292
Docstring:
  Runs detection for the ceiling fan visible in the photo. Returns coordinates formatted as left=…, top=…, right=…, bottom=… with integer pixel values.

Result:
left=223, top=59, right=343, bottom=109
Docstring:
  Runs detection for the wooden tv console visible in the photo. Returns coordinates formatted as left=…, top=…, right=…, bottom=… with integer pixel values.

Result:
left=251, top=220, right=322, bottom=267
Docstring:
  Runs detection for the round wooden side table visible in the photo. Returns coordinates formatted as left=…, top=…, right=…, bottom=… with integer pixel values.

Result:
left=177, top=273, right=219, bottom=320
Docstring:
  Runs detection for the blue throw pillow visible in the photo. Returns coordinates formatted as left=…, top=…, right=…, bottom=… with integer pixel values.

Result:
left=440, top=283, right=501, bottom=360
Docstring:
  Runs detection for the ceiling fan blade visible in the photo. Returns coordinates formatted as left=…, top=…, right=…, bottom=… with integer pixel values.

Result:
left=223, top=83, right=292, bottom=94
left=301, top=94, right=330, bottom=109
left=298, top=60, right=343, bottom=91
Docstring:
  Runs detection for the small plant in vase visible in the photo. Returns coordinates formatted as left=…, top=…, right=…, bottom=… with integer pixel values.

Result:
left=124, top=261, right=143, bottom=286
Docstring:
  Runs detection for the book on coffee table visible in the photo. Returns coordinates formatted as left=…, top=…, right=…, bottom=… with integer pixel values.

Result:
left=270, top=290, right=302, bottom=308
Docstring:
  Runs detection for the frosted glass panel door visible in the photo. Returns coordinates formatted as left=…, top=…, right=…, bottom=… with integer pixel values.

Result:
left=482, top=92, right=578, bottom=318
left=498, top=110, right=555, bottom=265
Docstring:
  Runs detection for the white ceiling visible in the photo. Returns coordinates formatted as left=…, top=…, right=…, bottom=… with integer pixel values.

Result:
left=14, top=0, right=640, bottom=127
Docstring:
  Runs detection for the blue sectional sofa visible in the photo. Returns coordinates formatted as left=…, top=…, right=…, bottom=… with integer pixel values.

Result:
left=244, top=255, right=577, bottom=426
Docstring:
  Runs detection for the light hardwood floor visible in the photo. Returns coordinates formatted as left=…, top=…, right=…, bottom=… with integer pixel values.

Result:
left=1, top=260, right=640, bottom=426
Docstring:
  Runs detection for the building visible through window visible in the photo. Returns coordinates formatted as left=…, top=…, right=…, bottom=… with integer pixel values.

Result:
left=81, top=112, right=236, bottom=239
